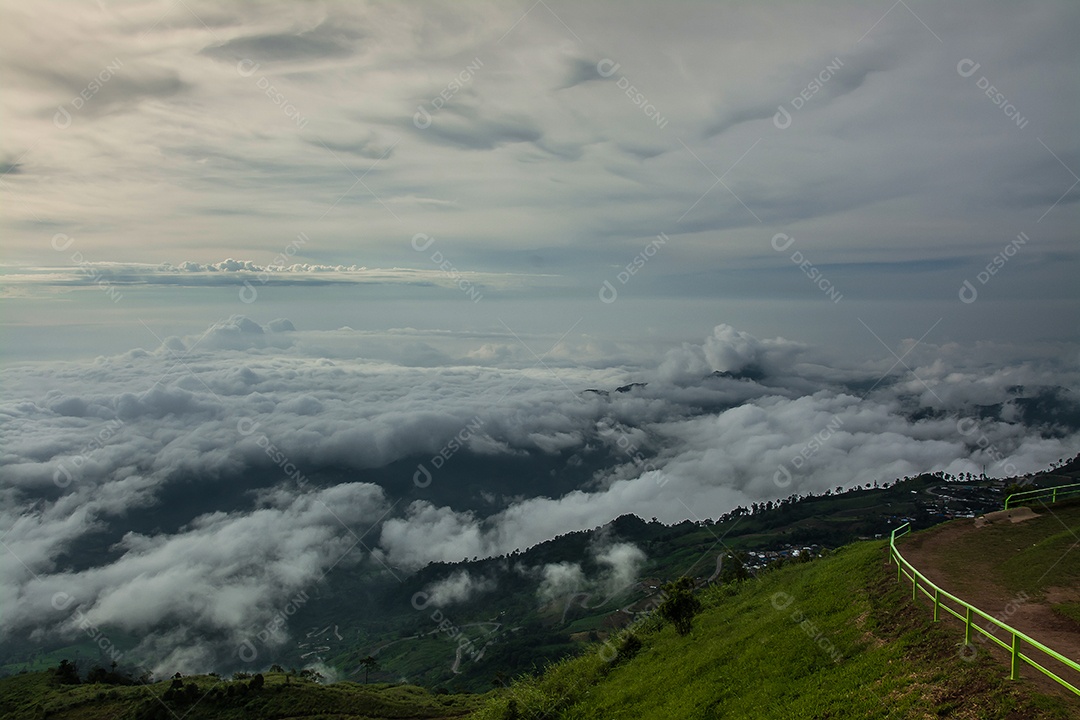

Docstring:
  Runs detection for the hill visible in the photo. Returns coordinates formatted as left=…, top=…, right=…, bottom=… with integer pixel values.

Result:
left=466, top=539, right=1079, bottom=719
left=8, top=539, right=1075, bottom=719
left=0, top=669, right=485, bottom=720
left=5, top=464, right=1077, bottom=693
left=898, top=499, right=1080, bottom=681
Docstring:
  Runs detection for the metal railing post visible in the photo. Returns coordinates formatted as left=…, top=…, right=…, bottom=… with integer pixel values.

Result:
left=889, top=521, right=1080, bottom=696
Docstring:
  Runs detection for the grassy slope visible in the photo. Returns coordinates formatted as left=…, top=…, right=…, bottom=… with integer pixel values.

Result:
left=902, top=500, right=1080, bottom=632
left=0, top=671, right=486, bottom=720
left=468, top=541, right=1077, bottom=720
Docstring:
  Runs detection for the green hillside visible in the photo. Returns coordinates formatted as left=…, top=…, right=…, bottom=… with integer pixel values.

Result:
left=466, top=540, right=1078, bottom=719
left=6, top=536, right=1077, bottom=719
left=0, top=670, right=485, bottom=720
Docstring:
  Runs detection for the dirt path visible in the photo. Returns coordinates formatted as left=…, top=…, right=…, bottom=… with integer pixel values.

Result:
left=898, top=515, right=1080, bottom=665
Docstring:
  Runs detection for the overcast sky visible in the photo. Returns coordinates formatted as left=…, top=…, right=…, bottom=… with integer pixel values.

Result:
left=1, top=0, right=1078, bottom=675
left=1, top=0, right=1078, bottom=360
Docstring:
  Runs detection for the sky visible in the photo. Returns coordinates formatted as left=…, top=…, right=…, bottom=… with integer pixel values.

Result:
left=0, top=0, right=1077, bottom=359
left=1, top=0, right=1078, bottom=674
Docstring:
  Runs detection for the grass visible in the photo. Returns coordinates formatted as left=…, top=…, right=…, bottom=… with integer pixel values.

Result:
left=0, top=670, right=486, bottom=720
left=996, top=504, right=1080, bottom=597
left=466, top=541, right=1077, bottom=719
left=901, top=500, right=1080, bottom=602
left=1051, top=602, right=1080, bottom=629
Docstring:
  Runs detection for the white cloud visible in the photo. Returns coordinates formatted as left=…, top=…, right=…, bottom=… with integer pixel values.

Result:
left=1, top=318, right=1078, bottom=673
left=422, top=570, right=495, bottom=608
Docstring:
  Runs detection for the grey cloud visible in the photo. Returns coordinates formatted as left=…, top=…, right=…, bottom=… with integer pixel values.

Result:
left=560, top=56, right=605, bottom=89
left=12, top=482, right=385, bottom=673
left=422, top=570, right=495, bottom=608
left=413, top=105, right=544, bottom=151
left=200, top=21, right=364, bottom=63
left=29, top=65, right=188, bottom=118
left=616, top=142, right=666, bottom=160
left=704, top=44, right=898, bottom=138
left=313, top=136, right=396, bottom=160
left=2, top=318, right=1078, bottom=673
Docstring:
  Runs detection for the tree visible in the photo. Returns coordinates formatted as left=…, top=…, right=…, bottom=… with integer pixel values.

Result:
left=54, top=659, right=80, bottom=685
left=658, top=577, right=702, bottom=636
left=360, top=655, right=379, bottom=684
left=720, top=552, right=751, bottom=583
left=248, top=673, right=265, bottom=692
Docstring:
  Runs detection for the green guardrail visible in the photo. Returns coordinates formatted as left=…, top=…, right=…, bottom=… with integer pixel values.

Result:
left=889, top=523, right=1080, bottom=696
left=1004, top=482, right=1080, bottom=510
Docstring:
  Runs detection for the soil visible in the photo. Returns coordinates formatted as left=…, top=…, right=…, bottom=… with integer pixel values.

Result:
left=896, top=513, right=1080, bottom=698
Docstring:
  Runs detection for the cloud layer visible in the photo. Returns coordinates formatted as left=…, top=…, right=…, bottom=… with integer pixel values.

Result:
left=2, top=317, right=1077, bottom=671
left=1, top=1, right=1076, bottom=309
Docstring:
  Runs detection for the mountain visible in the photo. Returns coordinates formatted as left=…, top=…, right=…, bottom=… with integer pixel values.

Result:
left=5, top=460, right=1076, bottom=696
